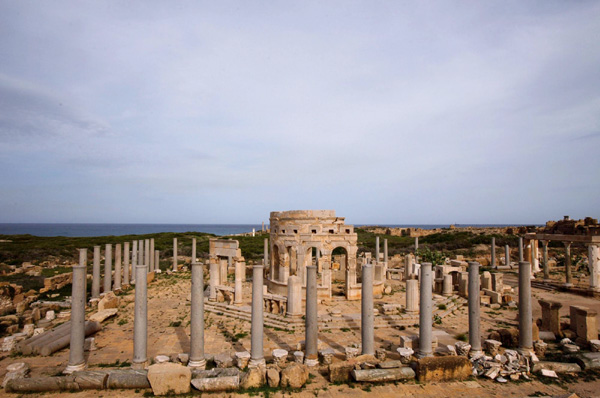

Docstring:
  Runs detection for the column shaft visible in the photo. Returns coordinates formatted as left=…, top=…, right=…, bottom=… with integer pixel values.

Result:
left=131, top=241, right=138, bottom=284
left=491, top=237, right=496, bottom=267
left=92, top=246, right=101, bottom=299
left=518, top=237, right=524, bottom=262
left=173, top=238, right=178, bottom=271
left=250, top=264, right=265, bottom=367
left=417, top=262, right=433, bottom=358
left=565, top=243, right=573, bottom=286
left=305, top=265, right=318, bottom=366
left=234, top=261, right=244, bottom=304
left=189, top=262, right=206, bottom=368
left=154, top=250, right=160, bottom=272
left=375, top=236, right=380, bottom=263
left=145, top=239, right=150, bottom=273
left=104, top=244, right=112, bottom=293
left=505, top=245, right=510, bottom=267
left=542, top=241, right=549, bottom=281
left=192, top=238, right=197, bottom=264
left=361, top=264, right=374, bottom=355
left=384, top=239, right=388, bottom=263
left=133, top=264, right=148, bottom=368
left=468, top=261, right=482, bottom=354
left=123, top=242, right=130, bottom=286
left=114, top=244, right=122, bottom=291
left=65, top=249, right=87, bottom=373
left=149, top=239, right=155, bottom=271
left=518, top=261, right=533, bottom=354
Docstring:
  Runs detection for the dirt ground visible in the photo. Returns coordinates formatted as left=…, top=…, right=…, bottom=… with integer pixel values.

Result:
left=1, top=269, right=599, bottom=398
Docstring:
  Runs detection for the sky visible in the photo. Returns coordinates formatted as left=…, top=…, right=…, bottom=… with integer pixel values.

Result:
left=0, top=1, right=599, bottom=225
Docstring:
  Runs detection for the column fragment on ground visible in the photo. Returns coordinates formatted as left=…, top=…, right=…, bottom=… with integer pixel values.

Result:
left=250, top=264, right=265, bottom=367
left=361, top=263, right=374, bottom=355
left=468, top=261, right=482, bottom=355
left=92, top=245, right=101, bottom=299
left=417, top=262, right=433, bottom=358
left=65, top=249, right=87, bottom=374
left=518, top=261, right=533, bottom=355
left=114, top=243, right=122, bottom=291
left=188, top=262, right=206, bottom=368
left=104, top=244, right=112, bottom=294
left=305, top=265, right=318, bottom=366
left=132, top=263, right=148, bottom=368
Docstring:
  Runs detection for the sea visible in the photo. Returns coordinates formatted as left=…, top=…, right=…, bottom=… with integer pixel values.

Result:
left=0, top=223, right=530, bottom=238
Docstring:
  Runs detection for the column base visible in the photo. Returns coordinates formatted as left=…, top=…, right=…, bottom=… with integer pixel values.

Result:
left=248, top=358, right=266, bottom=368
left=304, top=358, right=319, bottom=367
left=415, top=350, right=433, bottom=359
left=517, top=348, right=533, bottom=357
left=188, top=358, right=206, bottom=369
left=564, top=283, right=574, bottom=288
left=468, top=349, right=483, bottom=358
left=131, top=360, right=148, bottom=370
left=63, top=362, right=86, bottom=374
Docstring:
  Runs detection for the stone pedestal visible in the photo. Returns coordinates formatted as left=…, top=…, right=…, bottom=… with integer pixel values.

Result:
left=406, top=279, right=418, bottom=313
left=250, top=265, right=265, bottom=368
left=491, top=273, right=503, bottom=293
left=442, top=274, right=453, bottom=296
left=417, top=262, right=433, bottom=358
left=104, top=244, right=112, bottom=294
left=92, top=246, right=101, bottom=299
left=458, top=272, right=469, bottom=297
left=538, top=299, right=562, bottom=336
left=518, top=261, right=533, bottom=355
left=189, top=262, right=206, bottom=369
left=133, top=264, right=148, bottom=369
left=305, top=265, right=318, bottom=366
left=481, top=271, right=492, bottom=290
left=468, top=262, right=482, bottom=356
left=64, top=249, right=87, bottom=374
left=361, top=264, right=374, bottom=355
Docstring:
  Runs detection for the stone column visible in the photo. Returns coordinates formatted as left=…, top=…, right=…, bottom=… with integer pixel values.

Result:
left=132, top=262, right=148, bottom=369
left=148, top=239, right=156, bottom=272
left=65, top=249, right=87, bottom=374
left=287, top=275, right=302, bottom=317
left=375, top=236, right=380, bottom=263
left=131, top=241, right=138, bottom=283
left=234, top=261, right=244, bottom=304
left=92, top=245, right=101, bottom=299
left=114, top=244, right=122, bottom=291
left=172, top=238, right=178, bottom=272
left=361, top=264, right=374, bottom=355
left=145, top=239, right=150, bottom=273
left=531, top=240, right=540, bottom=273
left=192, top=238, right=197, bottom=264
left=542, top=240, right=550, bottom=281
left=518, top=237, right=524, bottom=262
left=104, top=244, right=112, bottom=294
left=264, top=238, right=269, bottom=269
left=188, top=262, right=206, bottom=368
left=123, top=242, right=130, bottom=286
left=468, top=261, right=482, bottom=356
left=415, top=236, right=419, bottom=252
left=505, top=245, right=510, bottom=267
left=491, top=237, right=496, bottom=268
left=209, top=262, right=218, bottom=300
left=589, top=244, right=600, bottom=291
left=250, top=264, right=265, bottom=368
left=139, top=240, right=144, bottom=267
left=305, top=265, right=318, bottom=366
left=417, top=262, right=433, bottom=358
left=384, top=239, right=388, bottom=264
left=154, top=250, right=160, bottom=272
left=406, top=279, right=419, bottom=313
left=565, top=242, right=573, bottom=287
left=518, top=261, right=533, bottom=355
left=442, top=274, right=453, bottom=296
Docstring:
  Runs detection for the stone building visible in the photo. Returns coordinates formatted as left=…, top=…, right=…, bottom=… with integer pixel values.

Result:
left=266, top=210, right=383, bottom=300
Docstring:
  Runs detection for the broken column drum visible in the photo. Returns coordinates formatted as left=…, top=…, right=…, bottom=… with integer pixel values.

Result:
left=65, top=249, right=87, bottom=374
left=132, top=263, right=148, bottom=368
left=188, top=262, right=206, bottom=368
left=361, top=264, right=374, bottom=355
left=92, top=245, right=101, bottom=299
left=250, top=264, right=265, bottom=368
left=104, top=244, right=112, bottom=294
left=417, top=262, right=433, bottom=358
left=442, top=274, right=452, bottom=296
left=518, top=261, right=533, bottom=355
left=305, top=265, right=319, bottom=366
left=468, top=261, right=482, bottom=355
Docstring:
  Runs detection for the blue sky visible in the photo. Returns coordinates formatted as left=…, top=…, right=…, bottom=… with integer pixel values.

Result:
left=1, top=1, right=599, bottom=225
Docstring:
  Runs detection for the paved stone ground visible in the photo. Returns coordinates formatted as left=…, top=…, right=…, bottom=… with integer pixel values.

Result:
left=1, top=270, right=599, bottom=397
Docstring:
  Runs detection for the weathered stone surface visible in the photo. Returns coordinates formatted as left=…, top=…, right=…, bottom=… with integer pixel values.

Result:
left=72, top=371, right=109, bottom=390
left=89, top=308, right=118, bottom=323
left=377, top=360, right=403, bottom=369
left=106, top=369, right=150, bottom=389
left=235, top=351, right=251, bottom=369
left=240, top=366, right=265, bottom=389
left=532, top=361, right=582, bottom=373
left=329, top=361, right=355, bottom=383
left=266, top=367, right=280, bottom=387
left=416, top=356, right=472, bottom=382
left=280, top=363, right=309, bottom=389
left=191, top=375, right=239, bottom=392
left=574, top=352, right=600, bottom=370
left=98, top=292, right=120, bottom=311
left=2, top=362, right=30, bottom=388
left=147, top=363, right=191, bottom=396
left=352, top=367, right=415, bottom=382
left=5, top=376, right=79, bottom=393
left=396, top=347, right=414, bottom=363
left=214, top=352, right=234, bottom=368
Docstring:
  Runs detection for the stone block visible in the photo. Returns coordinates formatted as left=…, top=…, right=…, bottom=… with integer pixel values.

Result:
left=266, top=368, right=280, bottom=387
left=329, top=361, right=355, bottom=383
left=147, top=363, right=191, bottom=396
left=280, top=363, right=308, bottom=389
left=240, top=367, right=265, bottom=389
left=575, top=307, right=598, bottom=344
left=483, top=289, right=502, bottom=304
left=532, top=361, right=582, bottom=374
left=416, top=356, right=472, bottom=382
left=89, top=308, right=118, bottom=323
left=351, top=367, right=415, bottom=382
left=98, top=292, right=119, bottom=311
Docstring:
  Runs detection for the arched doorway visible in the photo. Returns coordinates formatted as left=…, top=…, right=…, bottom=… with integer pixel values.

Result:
left=331, top=246, right=348, bottom=297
